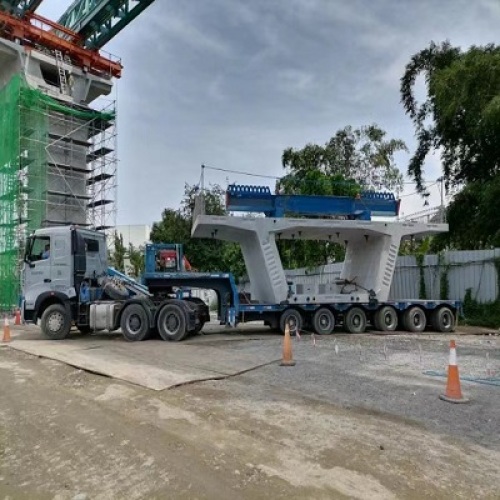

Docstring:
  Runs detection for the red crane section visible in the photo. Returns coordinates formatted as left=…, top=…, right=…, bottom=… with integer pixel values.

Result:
left=0, top=10, right=122, bottom=77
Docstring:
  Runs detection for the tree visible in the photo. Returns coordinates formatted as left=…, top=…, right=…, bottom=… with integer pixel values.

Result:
left=281, top=124, right=405, bottom=195
left=431, top=177, right=500, bottom=251
left=150, top=184, right=247, bottom=279
left=401, top=42, right=500, bottom=192
left=111, top=232, right=126, bottom=272
left=277, top=125, right=406, bottom=268
left=128, top=244, right=145, bottom=278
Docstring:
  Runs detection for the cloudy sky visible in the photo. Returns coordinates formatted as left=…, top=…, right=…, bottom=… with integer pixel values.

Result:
left=39, top=0, right=500, bottom=225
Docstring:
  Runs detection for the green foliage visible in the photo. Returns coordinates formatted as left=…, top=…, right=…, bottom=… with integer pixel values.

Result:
left=401, top=42, right=500, bottom=192
left=462, top=288, right=500, bottom=328
left=430, top=176, right=500, bottom=250
left=281, top=124, right=405, bottom=194
left=150, top=184, right=246, bottom=279
left=128, top=244, right=145, bottom=278
left=112, top=232, right=126, bottom=272
left=278, top=124, right=405, bottom=268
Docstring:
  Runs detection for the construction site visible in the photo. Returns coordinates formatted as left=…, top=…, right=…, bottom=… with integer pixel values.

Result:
left=0, top=1, right=500, bottom=499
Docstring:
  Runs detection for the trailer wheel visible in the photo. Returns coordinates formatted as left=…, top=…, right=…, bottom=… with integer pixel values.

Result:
left=373, top=306, right=398, bottom=332
left=313, top=308, right=335, bottom=335
left=157, top=304, right=188, bottom=341
left=344, top=307, right=367, bottom=334
left=431, top=306, right=455, bottom=333
left=279, top=309, right=303, bottom=335
left=40, top=304, right=72, bottom=340
left=120, top=304, right=150, bottom=341
left=403, top=306, right=426, bottom=332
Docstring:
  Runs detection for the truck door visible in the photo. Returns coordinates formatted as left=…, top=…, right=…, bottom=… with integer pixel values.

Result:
left=24, top=235, right=53, bottom=309
left=51, top=235, right=72, bottom=293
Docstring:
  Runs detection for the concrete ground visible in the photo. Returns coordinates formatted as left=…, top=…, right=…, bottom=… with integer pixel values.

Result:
left=1, top=322, right=499, bottom=499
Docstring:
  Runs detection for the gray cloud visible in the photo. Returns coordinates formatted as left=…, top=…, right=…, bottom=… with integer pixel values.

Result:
left=38, top=0, right=500, bottom=222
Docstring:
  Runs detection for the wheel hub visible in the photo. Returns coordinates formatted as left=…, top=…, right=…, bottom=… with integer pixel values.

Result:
left=47, top=312, right=63, bottom=332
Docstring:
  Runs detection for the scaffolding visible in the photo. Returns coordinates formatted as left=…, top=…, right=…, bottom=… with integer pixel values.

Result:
left=0, top=74, right=117, bottom=310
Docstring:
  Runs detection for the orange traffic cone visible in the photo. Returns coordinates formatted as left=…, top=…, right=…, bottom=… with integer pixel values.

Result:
left=439, top=340, right=469, bottom=404
left=14, top=308, right=21, bottom=326
left=280, top=322, right=296, bottom=366
left=2, top=316, right=11, bottom=343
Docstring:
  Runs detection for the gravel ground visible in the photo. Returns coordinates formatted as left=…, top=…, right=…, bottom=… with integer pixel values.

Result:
left=1, top=329, right=499, bottom=499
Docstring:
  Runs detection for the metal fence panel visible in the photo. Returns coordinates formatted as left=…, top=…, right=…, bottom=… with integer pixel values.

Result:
left=283, top=249, right=500, bottom=303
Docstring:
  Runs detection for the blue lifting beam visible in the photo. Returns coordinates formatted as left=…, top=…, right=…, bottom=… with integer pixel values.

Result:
left=226, top=185, right=400, bottom=220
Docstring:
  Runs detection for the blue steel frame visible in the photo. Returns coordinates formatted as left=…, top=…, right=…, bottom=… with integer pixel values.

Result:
left=226, top=184, right=400, bottom=220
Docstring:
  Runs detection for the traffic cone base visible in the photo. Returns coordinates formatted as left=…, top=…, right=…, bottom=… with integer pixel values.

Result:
left=440, top=340, right=469, bottom=404
left=2, top=316, right=11, bottom=343
left=280, top=323, right=296, bottom=367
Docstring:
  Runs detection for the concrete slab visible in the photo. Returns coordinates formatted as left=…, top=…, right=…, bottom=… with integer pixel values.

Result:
left=6, top=325, right=281, bottom=391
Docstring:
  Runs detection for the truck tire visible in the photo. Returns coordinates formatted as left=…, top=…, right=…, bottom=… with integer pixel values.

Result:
left=373, top=306, right=398, bottom=332
left=279, top=309, right=303, bottom=335
left=431, top=306, right=455, bottom=333
left=403, top=306, right=426, bottom=332
left=344, top=307, right=367, bottom=333
left=312, top=307, right=335, bottom=335
left=102, top=279, right=129, bottom=301
left=120, top=304, right=150, bottom=341
left=40, top=304, right=72, bottom=340
left=157, top=304, right=188, bottom=341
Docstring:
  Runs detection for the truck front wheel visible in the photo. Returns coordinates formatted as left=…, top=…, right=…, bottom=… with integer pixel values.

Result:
left=40, top=304, right=72, bottom=340
left=120, top=304, right=151, bottom=341
left=157, top=304, right=188, bottom=341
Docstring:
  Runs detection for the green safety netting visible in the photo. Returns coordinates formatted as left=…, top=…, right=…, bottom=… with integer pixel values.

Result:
left=0, top=75, right=115, bottom=310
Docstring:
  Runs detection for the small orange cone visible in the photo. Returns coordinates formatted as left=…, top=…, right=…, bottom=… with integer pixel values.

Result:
left=439, top=340, right=469, bottom=404
left=2, top=316, right=11, bottom=343
left=280, top=322, right=296, bottom=366
left=14, top=308, right=21, bottom=326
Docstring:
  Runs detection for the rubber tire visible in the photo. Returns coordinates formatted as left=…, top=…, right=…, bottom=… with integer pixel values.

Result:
left=373, top=306, right=398, bottom=332
left=157, top=304, right=188, bottom=341
left=431, top=307, right=455, bottom=333
left=40, top=304, right=72, bottom=340
left=344, top=307, right=367, bottom=334
left=103, top=279, right=129, bottom=301
left=279, top=309, right=303, bottom=335
left=120, top=304, right=151, bottom=341
left=312, top=307, right=335, bottom=335
left=403, top=306, right=427, bottom=332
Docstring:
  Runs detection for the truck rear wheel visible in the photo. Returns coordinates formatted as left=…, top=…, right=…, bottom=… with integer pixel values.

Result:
left=120, top=304, right=151, bottom=341
left=373, top=306, right=398, bottom=332
left=344, top=307, right=367, bottom=333
left=313, top=307, right=335, bottom=335
left=41, top=304, right=71, bottom=340
left=279, top=309, right=303, bottom=335
left=431, top=306, right=455, bottom=333
left=157, top=304, right=188, bottom=341
left=403, top=306, right=426, bottom=332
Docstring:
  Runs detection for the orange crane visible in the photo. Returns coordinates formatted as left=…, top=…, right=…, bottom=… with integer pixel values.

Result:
left=0, top=1, right=156, bottom=78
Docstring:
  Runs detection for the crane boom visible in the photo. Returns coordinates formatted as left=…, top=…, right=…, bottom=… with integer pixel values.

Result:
left=58, top=0, right=155, bottom=49
left=0, top=0, right=43, bottom=17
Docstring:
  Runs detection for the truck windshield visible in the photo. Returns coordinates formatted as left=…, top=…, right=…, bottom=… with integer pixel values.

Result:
left=26, top=236, right=51, bottom=262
